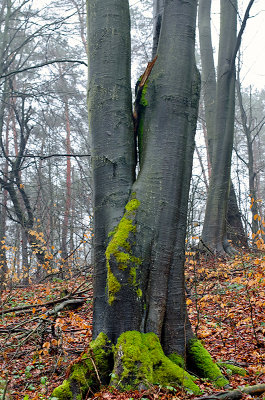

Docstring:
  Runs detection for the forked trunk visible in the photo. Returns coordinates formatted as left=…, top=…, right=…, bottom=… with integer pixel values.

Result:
left=200, top=0, right=238, bottom=255
left=51, top=2, right=231, bottom=397
left=198, top=0, right=247, bottom=252
left=90, top=0, right=198, bottom=353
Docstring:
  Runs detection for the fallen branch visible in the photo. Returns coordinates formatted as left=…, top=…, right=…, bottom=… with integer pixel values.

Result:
left=194, top=384, right=265, bottom=400
left=0, top=285, right=92, bottom=315
left=46, top=298, right=86, bottom=315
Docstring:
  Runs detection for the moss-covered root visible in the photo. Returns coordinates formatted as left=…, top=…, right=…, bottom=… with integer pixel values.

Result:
left=187, top=339, right=229, bottom=388
left=110, top=331, right=201, bottom=394
left=52, top=333, right=113, bottom=400
left=217, top=362, right=247, bottom=377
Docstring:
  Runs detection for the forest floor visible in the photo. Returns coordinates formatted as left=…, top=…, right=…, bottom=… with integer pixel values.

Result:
left=0, top=250, right=265, bottom=400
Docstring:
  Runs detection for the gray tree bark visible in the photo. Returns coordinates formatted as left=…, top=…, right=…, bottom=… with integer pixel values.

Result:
left=87, top=0, right=136, bottom=342
left=89, top=0, right=199, bottom=356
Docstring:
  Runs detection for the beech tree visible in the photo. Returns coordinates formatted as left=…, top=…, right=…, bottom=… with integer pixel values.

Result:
left=198, top=0, right=247, bottom=250
left=52, top=0, right=230, bottom=398
left=199, top=0, right=254, bottom=255
left=235, top=81, right=265, bottom=240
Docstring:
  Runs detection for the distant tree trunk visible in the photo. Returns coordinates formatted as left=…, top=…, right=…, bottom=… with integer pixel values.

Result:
left=0, top=206, right=7, bottom=292
left=61, top=97, right=72, bottom=269
left=198, top=0, right=247, bottom=251
left=0, top=109, right=9, bottom=290
left=236, top=82, right=260, bottom=237
left=21, top=226, right=29, bottom=285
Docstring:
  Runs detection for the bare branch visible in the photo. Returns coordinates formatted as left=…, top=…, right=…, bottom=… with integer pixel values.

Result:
left=0, top=59, right=87, bottom=80
left=230, top=0, right=255, bottom=71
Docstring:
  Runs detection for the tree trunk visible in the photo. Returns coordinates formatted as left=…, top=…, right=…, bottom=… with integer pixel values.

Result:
left=88, top=0, right=136, bottom=341
left=198, top=0, right=247, bottom=251
left=200, top=0, right=238, bottom=255
left=61, top=95, right=72, bottom=270
left=236, top=81, right=259, bottom=237
left=51, top=1, right=230, bottom=397
left=90, top=0, right=198, bottom=346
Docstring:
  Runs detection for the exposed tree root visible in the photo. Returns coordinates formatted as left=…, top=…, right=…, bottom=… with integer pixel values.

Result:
left=199, top=239, right=238, bottom=257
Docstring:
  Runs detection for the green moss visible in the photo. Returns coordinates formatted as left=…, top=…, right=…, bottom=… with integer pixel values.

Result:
left=187, top=339, right=229, bottom=388
left=168, top=353, right=185, bottom=369
left=105, top=196, right=141, bottom=305
left=52, top=380, right=73, bottom=400
left=107, top=266, right=121, bottom=305
left=89, top=332, right=114, bottom=378
left=52, top=333, right=113, bottom=399
left=111, top=331, right=201, bottom=394
left=70, top=363, right=90, bottom=394
left=139, top=82, right=148, bottom=107
left=129, top=267, right=137, bottom=285
left=217, top=362, right=247, bottom=377
left=125, top=198, right=140, bottom=212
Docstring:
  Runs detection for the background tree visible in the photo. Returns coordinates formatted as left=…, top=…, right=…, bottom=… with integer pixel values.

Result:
left=235, top=79, right=265, bottom=242
left=200, top=0, right=254, bottom=255
left=198, top=0, right=247, bottom=249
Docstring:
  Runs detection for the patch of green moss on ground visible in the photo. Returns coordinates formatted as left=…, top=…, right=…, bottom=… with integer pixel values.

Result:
left=217, top=362, right=247, bottom=376
left=52, top=333, right=113, bottom=399
left=110, top=331, right=201, bottom=394
left=105, top=196, right=141, bottom=304
left=187, top=339, right=229, bottom=387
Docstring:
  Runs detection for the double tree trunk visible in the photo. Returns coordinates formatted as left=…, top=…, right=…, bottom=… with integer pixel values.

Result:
left=198, top=0, right=247, bottom=253
left=89, top=0, right=199, bottom=356
left=199, top=0, right=239, bottom=255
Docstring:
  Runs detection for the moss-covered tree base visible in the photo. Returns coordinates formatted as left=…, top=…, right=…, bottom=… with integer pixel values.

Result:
left=52, top=332, right=113, bottom=400
left=110, top=331, right=200, bottom=393
left=52, top=332, right=230, bottom=399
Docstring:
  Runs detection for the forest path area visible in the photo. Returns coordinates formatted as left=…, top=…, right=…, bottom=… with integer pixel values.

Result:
left=0, top=250, right=264, bottom=399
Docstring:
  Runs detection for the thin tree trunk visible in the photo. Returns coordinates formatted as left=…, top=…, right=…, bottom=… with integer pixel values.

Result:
left=61, top=96, right=72, bottom=269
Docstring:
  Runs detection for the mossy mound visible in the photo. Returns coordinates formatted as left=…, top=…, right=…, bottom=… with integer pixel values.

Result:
left=52, top=332, right=113, bottom=400
left=187, top=339, right=229, bottom=387
left=110, top=331, right=201, bottom=394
